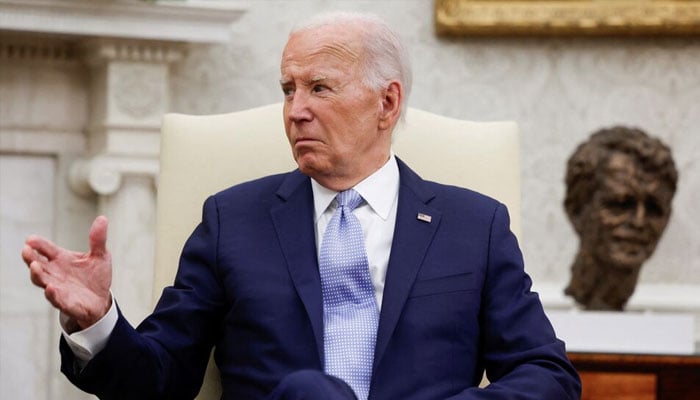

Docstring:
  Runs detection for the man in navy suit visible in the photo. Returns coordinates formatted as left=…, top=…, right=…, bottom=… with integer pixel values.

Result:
left=22, top=11, right=580, bottom=400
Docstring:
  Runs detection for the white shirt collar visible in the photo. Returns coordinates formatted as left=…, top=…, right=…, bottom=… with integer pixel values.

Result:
left=312, top=154, right=400, bottom=222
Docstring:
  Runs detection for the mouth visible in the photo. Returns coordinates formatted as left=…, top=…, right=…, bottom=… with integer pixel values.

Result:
left=613, top=234, right=651, bottom=246
left=294, top=136, right=323, bottom=148
left=611, top=237, right=652, bottom=261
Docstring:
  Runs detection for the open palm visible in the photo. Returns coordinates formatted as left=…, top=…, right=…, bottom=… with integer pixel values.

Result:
left=21, top=216, right=113, bottom=332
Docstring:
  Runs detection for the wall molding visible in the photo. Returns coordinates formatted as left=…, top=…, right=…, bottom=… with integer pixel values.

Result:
left=0, top=0, right=245, bottom=44
left=69, top=155, right=159, bottom=196
left=0, top=34, right=78, bottom=64
left=0, top=129, right=86, bottom=154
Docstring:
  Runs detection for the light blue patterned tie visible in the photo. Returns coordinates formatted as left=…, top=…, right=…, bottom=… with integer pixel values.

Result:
left=319, top=189, right=379, bottom=400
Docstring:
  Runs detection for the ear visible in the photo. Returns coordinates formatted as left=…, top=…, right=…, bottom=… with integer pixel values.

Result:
left=378, top=81, right=402, bottom=131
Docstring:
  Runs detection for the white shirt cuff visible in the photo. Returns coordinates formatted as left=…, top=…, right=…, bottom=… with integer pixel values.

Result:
left=60, top=297, right=118, bottom=363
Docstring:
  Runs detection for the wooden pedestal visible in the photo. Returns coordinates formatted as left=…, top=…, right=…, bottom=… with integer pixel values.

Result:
left=569, top=353, right=700, bottom=400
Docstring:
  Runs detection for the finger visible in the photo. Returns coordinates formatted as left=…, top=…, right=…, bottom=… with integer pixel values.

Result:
left=28, top=261, right=48, bottom=289
left=88, top=216, right=109, bottom=257
left=22, top=244, right=48, bottom=265
left=25, top=235, right=60, bottom=261
left=21, top=243, right=37, bottom=265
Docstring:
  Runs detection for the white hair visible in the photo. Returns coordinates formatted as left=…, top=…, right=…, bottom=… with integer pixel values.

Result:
left=290, top=11, right=413, bottom=119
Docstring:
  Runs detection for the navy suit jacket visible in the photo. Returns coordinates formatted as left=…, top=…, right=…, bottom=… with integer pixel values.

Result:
left=61, top=159, right=580, bottom=399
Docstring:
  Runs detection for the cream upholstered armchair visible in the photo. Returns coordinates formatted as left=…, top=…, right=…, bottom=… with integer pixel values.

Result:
left=154, top=103, right=520, bottom=399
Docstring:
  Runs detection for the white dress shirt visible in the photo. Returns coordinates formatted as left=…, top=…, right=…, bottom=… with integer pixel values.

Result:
left=311, top=155, right=399, bottom=308
left=63, top=155, right=400, bottom=362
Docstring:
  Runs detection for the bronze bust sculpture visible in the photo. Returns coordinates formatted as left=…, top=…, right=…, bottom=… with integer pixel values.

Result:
left=563, top=126, right=678, bottom=310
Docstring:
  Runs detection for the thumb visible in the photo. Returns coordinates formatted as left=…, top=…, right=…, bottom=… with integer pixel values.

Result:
left=88, top=215, right=109, bottom=257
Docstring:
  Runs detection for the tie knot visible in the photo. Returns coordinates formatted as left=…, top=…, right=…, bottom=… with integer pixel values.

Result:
left=336, top=189, right=362, bottom=212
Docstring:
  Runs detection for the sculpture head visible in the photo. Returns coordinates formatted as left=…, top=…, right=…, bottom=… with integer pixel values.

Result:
left=564, top=126, right=677, bottom=310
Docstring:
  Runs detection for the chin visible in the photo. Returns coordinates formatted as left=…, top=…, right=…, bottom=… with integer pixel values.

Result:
left=606, top=241, right=655, bottom=268
left=294, top=155, right=317, bottom=172
left=296, top=161, right=327, bottom=180
left=297, top=152, right=334, bottom=172
left=608, top=253, right=647, bottom=271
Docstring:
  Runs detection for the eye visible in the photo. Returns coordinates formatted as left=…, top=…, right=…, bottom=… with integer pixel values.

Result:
left=645, top=198, right=664, bottom=216
left=604, top=196, right=636, bottom=213
left=312, top=84, right=328, bottom=93
left=281, top=85, right=294, bottom=97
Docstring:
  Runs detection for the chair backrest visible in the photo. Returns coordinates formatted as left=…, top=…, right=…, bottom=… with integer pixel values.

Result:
left=154, top=102, right=520, bottom=399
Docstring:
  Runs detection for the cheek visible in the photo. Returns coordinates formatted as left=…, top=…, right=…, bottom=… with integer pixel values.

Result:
left=590, top=210, right=615, bottom=231
left=598, top=210, right=630, bottom=229
left=580, top=222, right=608, bottom=249
left=647, top=217, right=670, bottom=236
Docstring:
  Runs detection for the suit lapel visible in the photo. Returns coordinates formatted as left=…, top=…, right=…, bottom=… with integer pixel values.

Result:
left=373, top=159, right=441, bottom=373
left=268, top=162, right=441, bottom=372
left=269, top=171, right=325, bottom=363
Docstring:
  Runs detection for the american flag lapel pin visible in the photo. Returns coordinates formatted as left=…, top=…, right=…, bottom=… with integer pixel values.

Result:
left=416, top=213, right=432, bottom=223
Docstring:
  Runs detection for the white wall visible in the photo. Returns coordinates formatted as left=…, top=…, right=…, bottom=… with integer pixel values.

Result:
left=0, top=44, right=96, bottom=399
left=0, top=156, right=55, bottom=400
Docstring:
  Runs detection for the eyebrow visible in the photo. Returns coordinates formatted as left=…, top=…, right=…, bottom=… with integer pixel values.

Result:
left=279, top=74, right=329, bottom=87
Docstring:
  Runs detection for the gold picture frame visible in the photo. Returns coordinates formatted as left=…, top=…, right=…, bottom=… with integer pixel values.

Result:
left=435, top=0, right=700, bottom=36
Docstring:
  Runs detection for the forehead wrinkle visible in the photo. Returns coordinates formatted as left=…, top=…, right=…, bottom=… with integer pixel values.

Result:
left=314, top=41, right=361, bottom=62
left=280, top=30, right=364, bottom=85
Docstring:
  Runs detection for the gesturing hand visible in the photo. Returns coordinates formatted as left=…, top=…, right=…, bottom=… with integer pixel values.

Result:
left=21, top=216, right=113, bottom=332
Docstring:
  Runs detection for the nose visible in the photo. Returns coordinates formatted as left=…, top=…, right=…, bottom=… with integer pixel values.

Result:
left=285, top=91, right=312, bottom=123
left=631, top=201, right=645, bottom=228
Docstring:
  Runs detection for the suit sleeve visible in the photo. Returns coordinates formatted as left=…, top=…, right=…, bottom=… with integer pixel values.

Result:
left=60, top=196, right=226, bottom=400
left=447, top=204, right=581, bottom=400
